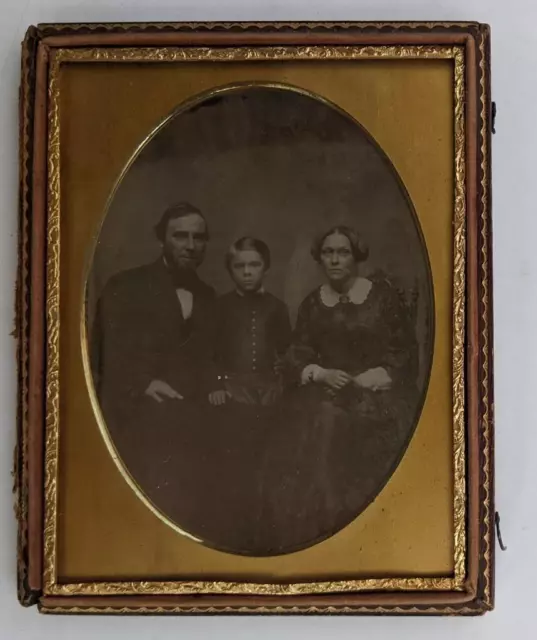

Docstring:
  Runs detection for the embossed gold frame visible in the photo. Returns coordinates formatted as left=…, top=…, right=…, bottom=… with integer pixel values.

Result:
left=16, top=21, right=494, bottom=615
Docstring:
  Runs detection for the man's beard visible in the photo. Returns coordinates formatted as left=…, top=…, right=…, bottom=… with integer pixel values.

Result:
left=165, top=247, right=202, bottom=272
left=163, top=248, right=205, bottom=290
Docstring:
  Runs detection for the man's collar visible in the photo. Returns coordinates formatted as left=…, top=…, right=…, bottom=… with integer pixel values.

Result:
left=162, top=256, right=203, bottom=291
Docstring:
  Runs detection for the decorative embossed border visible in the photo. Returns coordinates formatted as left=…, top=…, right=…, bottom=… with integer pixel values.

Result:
left=42, top=44, right=466, bottom=598
left=478, top=29, right=494, bottom=610
left=16, top=21, right=493, bottom=615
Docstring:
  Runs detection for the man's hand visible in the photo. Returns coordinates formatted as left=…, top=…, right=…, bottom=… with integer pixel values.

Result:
left=145, top=379, right=184, bottom=403
left=209, top=390, right=231, bottom=406
left=273, top=357, right=285, bottom=375
left=318, top=369, right=352, bottom=390
left=354, top=367, right=392, bottom=391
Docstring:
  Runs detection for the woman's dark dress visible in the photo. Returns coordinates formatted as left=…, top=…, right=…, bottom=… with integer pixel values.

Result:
left=265, top=274, right=420, bottom=553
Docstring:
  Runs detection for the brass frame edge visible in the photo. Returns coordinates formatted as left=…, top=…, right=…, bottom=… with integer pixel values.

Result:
left=41, top=43, right=468, bottom=599
left=42, top=48, right=61, bottom=594
left=452, top=46, right=467, bottom=585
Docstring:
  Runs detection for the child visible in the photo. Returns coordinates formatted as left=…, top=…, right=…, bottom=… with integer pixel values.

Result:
left=209, top=237, right=291, bottom=407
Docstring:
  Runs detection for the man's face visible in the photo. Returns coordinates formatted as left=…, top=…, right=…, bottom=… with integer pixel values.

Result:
left=163, top=214, right=208, bottom=270
left=229, top=249, right=266, bottom=293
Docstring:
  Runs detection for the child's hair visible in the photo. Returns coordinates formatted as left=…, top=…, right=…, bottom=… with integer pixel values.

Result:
left=225, top=236, right=271, bottom=270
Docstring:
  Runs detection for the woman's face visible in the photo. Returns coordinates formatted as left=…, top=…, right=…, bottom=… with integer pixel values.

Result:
left=319, top=232, right=357, bottom=285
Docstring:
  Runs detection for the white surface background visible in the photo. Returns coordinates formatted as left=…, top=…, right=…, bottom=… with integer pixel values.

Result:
left=0, top=0, right=531, bottom=637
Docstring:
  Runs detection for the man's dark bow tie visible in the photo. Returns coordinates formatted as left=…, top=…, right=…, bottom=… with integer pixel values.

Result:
left=169, top=267, right=203, bottom=292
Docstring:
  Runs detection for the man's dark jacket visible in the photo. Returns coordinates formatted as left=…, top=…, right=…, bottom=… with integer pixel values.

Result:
left=90, top=258, right=216, bottom=418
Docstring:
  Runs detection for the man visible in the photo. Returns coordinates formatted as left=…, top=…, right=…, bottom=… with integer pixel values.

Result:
left=91, top=202, right=216, bottom=426
left=90, top=203, right=218, bottom=529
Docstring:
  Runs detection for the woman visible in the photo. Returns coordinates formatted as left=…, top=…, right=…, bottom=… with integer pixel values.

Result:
left=270, top=225, right=420, bottom=552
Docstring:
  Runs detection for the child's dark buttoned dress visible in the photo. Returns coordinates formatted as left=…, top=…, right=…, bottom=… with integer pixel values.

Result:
left=213, top=290, right=291, bottom=406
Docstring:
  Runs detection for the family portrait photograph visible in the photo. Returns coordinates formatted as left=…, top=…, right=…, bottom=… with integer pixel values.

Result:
left=86, top=84, right=434, bottom=557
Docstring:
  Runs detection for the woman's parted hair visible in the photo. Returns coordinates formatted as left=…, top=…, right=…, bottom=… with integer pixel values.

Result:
left=225, top=236, right=271, bottom=270
left=311, top=225, right=369, bottom=264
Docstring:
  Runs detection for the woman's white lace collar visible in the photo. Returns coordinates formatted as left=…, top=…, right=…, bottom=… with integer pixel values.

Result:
left=319, top=278, right=373, bottom=307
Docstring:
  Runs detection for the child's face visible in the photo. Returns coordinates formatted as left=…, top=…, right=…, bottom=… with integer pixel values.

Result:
left=229, top=249, right=266, bottom=293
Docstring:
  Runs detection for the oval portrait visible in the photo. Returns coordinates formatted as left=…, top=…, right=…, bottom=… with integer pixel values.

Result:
left=86, top=84, right=434, bottom=556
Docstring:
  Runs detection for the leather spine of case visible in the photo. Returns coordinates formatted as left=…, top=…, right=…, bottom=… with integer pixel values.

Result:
left=15, top=25, right=41, bottom=607
left=13, top=21, right=494, bottom=614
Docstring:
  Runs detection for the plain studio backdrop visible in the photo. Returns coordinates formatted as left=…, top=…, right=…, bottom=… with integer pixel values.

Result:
left=88, top=85, right=431, bottom=370
left=0, top=1, right=531, bottom=639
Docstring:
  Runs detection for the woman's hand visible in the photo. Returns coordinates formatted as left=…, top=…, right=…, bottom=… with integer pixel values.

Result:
left=209, top=390, right=231, bottom=406
left=354, top=367, right=392, bottom=391
left=318, top=368, right=352, bottom=390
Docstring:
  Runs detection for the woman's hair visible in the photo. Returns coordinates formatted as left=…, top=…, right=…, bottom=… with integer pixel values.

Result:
left=154, top=202, right=209, bottom=242
left=311, top=225, right=369, bottom=263
left=226, top=236, right=271, bottom=270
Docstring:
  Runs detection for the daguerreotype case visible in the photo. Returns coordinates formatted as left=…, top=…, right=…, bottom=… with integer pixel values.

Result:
left=15, top=21, right=494, bottom=615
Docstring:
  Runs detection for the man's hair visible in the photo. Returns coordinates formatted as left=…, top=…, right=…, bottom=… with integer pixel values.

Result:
left=225, top=236, right=271, bottom=270
left=154, top=202, right=209, bottom=242
left=311, top=225, right=369, bottom=264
